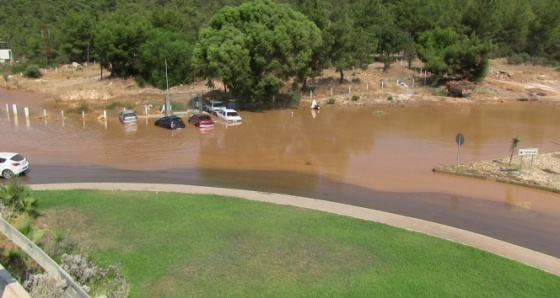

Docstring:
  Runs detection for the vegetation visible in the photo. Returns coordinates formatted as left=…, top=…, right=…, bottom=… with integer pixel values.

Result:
left=0, top=180, right=128, bottom=297
left=1, top=0, right=559, bottom=100
left=33, top=189, right=560, bottom=297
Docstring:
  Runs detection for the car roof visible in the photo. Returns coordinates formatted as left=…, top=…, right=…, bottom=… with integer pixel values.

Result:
left=121, top=109, right=136, bottom=114
left=0, top=152, right=19, bottom=158
left=208, top=100, right=223, bottom=103
left=222, top=109, right=238, bottom=112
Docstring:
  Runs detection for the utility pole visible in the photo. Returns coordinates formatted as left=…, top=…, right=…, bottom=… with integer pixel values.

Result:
left=165, top=59, right=170, bottom=116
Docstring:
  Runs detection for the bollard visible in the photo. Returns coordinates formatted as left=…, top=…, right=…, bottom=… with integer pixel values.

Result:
left=82, top=111, right=85, bottom=119
left=61, top=110, right=64, bottom=118
left=103, top=110, right=107, bottom=119
left=310, top=90, right=313, bottom=98
left=145, top=105, right=148, bottom=115
left=366, top=82, right=369, bottom=90
left=330, top=87, right=333, bottom=96
left=24, top=107, right=29, bottom=118
left=12, top=104, right=17, bottom=116
left=381, top=81, right=384, bottom=89
left=43, top=109, right=47, bottom=118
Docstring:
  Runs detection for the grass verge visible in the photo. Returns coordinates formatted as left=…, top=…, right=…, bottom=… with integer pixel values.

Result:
left=35, top=190, right=560, bottom=297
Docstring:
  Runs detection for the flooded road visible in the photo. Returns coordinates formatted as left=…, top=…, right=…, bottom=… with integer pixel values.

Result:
left=2, top=88, right=560, bottom=257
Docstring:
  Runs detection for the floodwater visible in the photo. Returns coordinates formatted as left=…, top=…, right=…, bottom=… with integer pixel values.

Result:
left=2, top=88, right=560, bottom=257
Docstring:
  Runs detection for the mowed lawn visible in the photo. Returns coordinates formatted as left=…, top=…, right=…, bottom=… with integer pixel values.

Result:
left=36, top=190, right=560, bottom=297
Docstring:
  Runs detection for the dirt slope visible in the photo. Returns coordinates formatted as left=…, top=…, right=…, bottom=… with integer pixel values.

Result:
left=3, top=59, right=560, bottom=114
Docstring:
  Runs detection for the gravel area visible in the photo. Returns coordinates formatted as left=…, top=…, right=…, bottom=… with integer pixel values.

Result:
left=434, top=151, right=560, bottom=192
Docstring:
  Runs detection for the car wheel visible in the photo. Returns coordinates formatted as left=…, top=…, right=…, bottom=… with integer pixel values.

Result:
left=2, top=169, right=14, bottom=179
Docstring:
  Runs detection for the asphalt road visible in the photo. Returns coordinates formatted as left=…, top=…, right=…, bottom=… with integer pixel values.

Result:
left=23, top=164, right=560, bottom=259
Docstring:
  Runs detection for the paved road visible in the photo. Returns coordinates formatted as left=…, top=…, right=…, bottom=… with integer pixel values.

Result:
left=24, top=164, right=560, bottom=260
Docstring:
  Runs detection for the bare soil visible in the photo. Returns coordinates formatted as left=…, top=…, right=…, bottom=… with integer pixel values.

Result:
left=3, top=59, right=560, bottom=192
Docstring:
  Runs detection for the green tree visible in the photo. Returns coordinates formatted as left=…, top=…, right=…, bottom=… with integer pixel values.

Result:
left=58, top=12, right=96, bottom=64
left=323, top=11, right=376, bottom=83
left=138, top=29, right=195, bottom=89
left=416, top=27, right=493, bottom=82
left=93, top=9, right=152, bottom=77
left=192, top=0, right=322, bottom=101
left=376, top=24, right=410, bottom=71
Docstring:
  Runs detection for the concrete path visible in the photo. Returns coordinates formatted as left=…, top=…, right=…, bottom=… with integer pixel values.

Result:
left=31, top=183, right=560, bottom=277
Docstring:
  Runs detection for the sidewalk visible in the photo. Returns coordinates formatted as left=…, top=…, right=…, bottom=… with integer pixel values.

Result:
left=31, top=183, right=560, bottom=277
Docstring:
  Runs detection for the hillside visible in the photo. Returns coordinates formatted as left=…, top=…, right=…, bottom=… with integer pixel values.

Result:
left=3, top=59, right=560, bottom=116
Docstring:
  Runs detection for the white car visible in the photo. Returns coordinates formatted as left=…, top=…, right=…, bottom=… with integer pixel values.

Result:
left=0, top=152, right=29, bottom=179
left=216, top=108, right=242, bottom=122
left=204, top=100, right=226, bottom=114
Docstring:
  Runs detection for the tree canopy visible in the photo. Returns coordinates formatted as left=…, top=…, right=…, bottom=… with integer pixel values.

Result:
left=192, top=0, right=322, bottom=101
left=1, top=0, right=560, bottom=94
left=416, top=27, right=493, bottom=82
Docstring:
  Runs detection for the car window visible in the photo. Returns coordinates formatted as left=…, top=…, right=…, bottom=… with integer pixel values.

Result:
left=0, top=158, right=5, bottom=163
left=11, top=154, right=24, bottom=162
left=214, top=102, right=224, bottom=108
left=200, top=115, right=211, bottom=120
left=227, top=112, right=239, bottom=117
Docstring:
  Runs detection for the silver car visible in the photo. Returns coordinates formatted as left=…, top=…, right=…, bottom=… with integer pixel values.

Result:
left=118, top=109, right=138, bottom=124
left=0, top=152, right=29, bottom=179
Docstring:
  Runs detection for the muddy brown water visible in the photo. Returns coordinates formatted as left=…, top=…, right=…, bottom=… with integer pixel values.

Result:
left=2, top=88, right=560, bottom=258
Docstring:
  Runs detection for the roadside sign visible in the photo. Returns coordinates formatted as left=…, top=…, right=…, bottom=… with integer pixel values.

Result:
left=519, top=148, right=538, bottom=156
left=455, top=133, right=465, bottom=146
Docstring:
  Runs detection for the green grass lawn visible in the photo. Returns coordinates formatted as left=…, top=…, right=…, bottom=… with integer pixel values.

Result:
left=35, top=190, right=560, bottom=297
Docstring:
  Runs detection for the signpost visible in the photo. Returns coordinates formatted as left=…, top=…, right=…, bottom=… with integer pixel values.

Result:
left=455, top=133, right=465, bottom=166
left=519, top=148, right=538, bottom=171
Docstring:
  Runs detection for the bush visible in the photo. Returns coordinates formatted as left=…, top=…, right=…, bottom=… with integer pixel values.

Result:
left=66, top=101, right=90, bottom=114
left=327, top=98, right=336, bottom=104
left=387, top=95, right=394, bottom=101
left=106, top=101, right=134, bottom=110
left=23, top=65, right=42, bottom=79
left=351, top=78, right=361, bottom=84
left=351, top=95, right=360, bottom=101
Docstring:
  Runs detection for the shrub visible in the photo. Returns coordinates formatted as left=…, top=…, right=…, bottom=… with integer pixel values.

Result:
left=430, top=88, right=448, bottom=96
left=387, top=95, right=394, bottom=101
left=327, top=98, right=336, bottom=104
left=23, top=65, right=42, bottom=79
left=106, top=101, right=133, bottom=110
left=351, top=95, right=360, bottom=101
left=66, top=101, right=90, bottom=114
left=351, top=78, right=361, bottom=84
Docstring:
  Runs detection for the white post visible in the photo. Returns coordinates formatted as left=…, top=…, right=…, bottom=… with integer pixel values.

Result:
left=5, top=104, right=9, bottom=113
left=61, top=110, right=64, bottom=118
left=366, top=83, right=369, bottom=90
left=330, top=87, right=333, bottom=96
left=103, top=110, right=107, bottom=119
left=145, top=105, right=148, bottom=115
left=43, top=109, right=47, bottom=118
left=24, top=107, right=29, bottom=118
left=82, top=111, right=85, bottom=119
left=310, top=90, right=313, bottom=98
left=348, top=85, right=351, bottom=94
left=12, top=104, right=17, bottom=116
left=412, top=79, right=415, bottom=88
left=381, top=81, right=384, bottom=89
